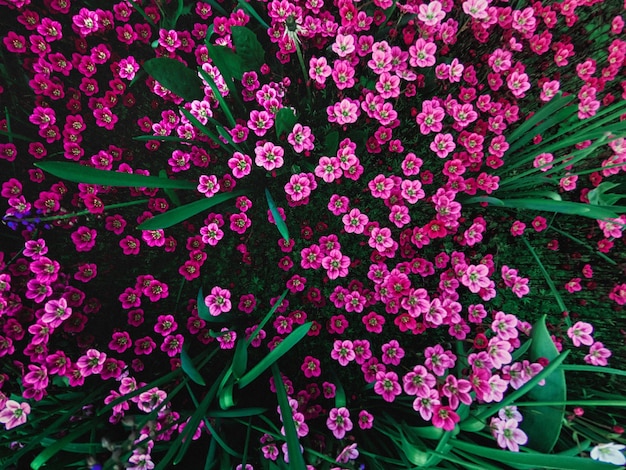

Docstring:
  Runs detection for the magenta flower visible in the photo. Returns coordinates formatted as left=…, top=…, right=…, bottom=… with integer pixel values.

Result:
left=109, top=331, right=133, bottom=353
left=204, top=286, right=232, bottom=316
left=72, top=8, right=100, bottom=37
left=331, top=340, right=356, bottom=366
left=254, top=141, right=284, bottom=170
left=161, top=334, right=184, bottom=357
left=284, top=173, right=312, bottom=202
left=326, top=407, right=353, bottom=439
left=409, top=38, right=436, bottom=67
left=71, top=226, right=97, bottom=252
left=217, top=328, right=237, bottom=349
left=321, top=249, right=350, bottom=279
left=374, top=371, right=402, bottom=402
left=430, top=133, right=456, bottom=158
left=41, top=298, right=72, bottom=328
left=431, top=405, right=460, bottom=431
left=134, top=336, right=156, bottom=356
left=585, top=342, right=612, bottom=366
left=76, top=349, right=107, bottom=377
left=301, top=356, right=321, bottom=378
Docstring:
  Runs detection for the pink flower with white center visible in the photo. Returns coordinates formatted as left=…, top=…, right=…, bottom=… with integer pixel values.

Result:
left=507, top=71, right=531, bottom=98
left=331, top=340, right=356, bottom=366
left=76, top=349, right=107, bottom=377
left=336, top=443, right=359, bottom=464
left=448, top=58, right=464, bottom=83
left=585, top=342, right=611, bottom=366
left=72, top=8, right=100, bottom=37
left=315, top=156, right=342, bottom=183
left=197, top=174, right=220, bottom=197
left=442, top=375, right=473, bottom=409
left=342, top=208, right=369, bottom=234
left=488, top=48, right=512, bottom=73
left=512, top=7, right=537, bottom=35
left=389, top=205, right=410, bottom=228
left=412, top=388, right=440, bottom=420
left=375, top=72, right=400, bottom=99
left=567, top=321, right=594, bottom=347
left=326, top=407, right=353, bottom=439
left=287, top=124, right=314, bottom=153
left=451, top=103, right=477, bottom=128
left=400, top=180, right=425, bottom=204
left=490, top=417, right=528, bottom=452
left=200, top=222, right=224, bottom=246
left=71, top=226, right=97, bottom=252
left=511, top=276, right=530, bottom=298
left=430, top=133, right=456, bottom=158
left=374, top=371, right=402, bottom=402
left=254, top=142, right=284, bottom=171
left=487, top=338, right=513, bottom=369
left=461, top=264, right=490, bottom=293
left=161, top=334, right=184, bottom=357
left=29, top=106, right=56, bottom=130
left=369, top=174, right=395, bottom=199
left=533, top=152, right=554, bottom=171
left=564, top=278, right=582, bottom=293
left=484, top=374, right=508, bottom=403
left=0, top=400, right=30, bottom=430
left=578, top=97, right=600, bottom=119
left=158, top=29, right=181, bottom=52
left=309, top=56, right=332, bottom=85
left=189, top=100, right=213, bottom=125
left=418, top=1, right=446, bottom=26
left=228, top=152, right=252, bottom=178
left=409, top=38, right=437, bottom=68
left=205, top=286, right=232, bottom=316
left=369, top=227, right=394, bottom=252
left=118, top=56, right=139, bottom=80
left=41, top=298, right=72, bottom=328
left=138, top=387, right=167, bottom=412
left=491, top=311, right=519, bottom=341
left=598, top=217, right=625, bottom=239
left=462, top=0, right=488, bottom=18
left=332, top=34, right=355, bottom=57
left=540, top=80, right=560, bottom=102
left=432, top=405, right=460, bottom=431
left=217, top=328, right=237, bottom=349
left=321, top=249, right=350, bottom=279
left=285, top=173, right=312, bottom=201
left=403, top=365, right=436, bottom=396
left=382, top=340, right=405, bottom=366
left=248, top=110, right=274, bottom=137
left=327, top=98, right=359, bottom=125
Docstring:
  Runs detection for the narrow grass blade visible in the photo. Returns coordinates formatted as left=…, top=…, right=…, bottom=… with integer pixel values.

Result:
left=180, top=108, right=234, bottom=153
left=237, top=0, right=269, bottom=29
left=548, top=226, right=617, bottom=265
left=265, top=188, right=290, bottom=241
left=271, top=364, right=306, bottom=470
left=238, top=322, right=312, bottom=388
left=137, top=190, right=243, bottom=230
left=181, top=347, right=206, bottom=386
left=198, top=68, right=236, bottom=128
left=35, top=162, right=197, bottom=189
left=522, top=315, right=566, bottom=453
left=232, top=337, right=248, bottom=380
left=143, top=58, right=204, bottom=102
left=0, top=129, right=34, bottom=142
left=206, top=407, right=266, bottom=418
left=30, top=421, right=95, bottom=470
left=245, top=289, right=289, bottom=348
left=521, top=237, right=568, bottom=316
left=451, top=439, right=618, bottom=469
left=561, top=365, right=626, bottom=377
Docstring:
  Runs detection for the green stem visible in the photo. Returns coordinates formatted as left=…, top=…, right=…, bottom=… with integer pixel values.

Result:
left=294, top=41, right=312, bottom=104
left=548, top=225, right=617, bottom=265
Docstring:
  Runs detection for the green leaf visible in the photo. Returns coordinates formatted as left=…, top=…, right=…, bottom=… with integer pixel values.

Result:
left=561, top=365, right=626, bottom=377
left=30, top=422, right=94, bottom=470
left=238, top=322, right=312, bottom=388
left=245, top=289, right=289, bottom=347
left=143, top=57, right=204, bottom=101
left=137, top=190, right=243, bottom=230
left=198, top=68, right=236, bottom=128
left=324, top=130, right=339, bottom=155
left=271, top=365, right=306, bottom=470
left=588, top=182, right=626, bottom=207
left=231, top=26, right=265, bottom=72
left=275, top=107, right=298, bottom=138
left=181, top=348, right=206, bottom=386
left=265, top=188, right=290, bottom=241
left=207, top=43, right=245, bottom=81
left=236, top=0, right=269, bottom=29
left=521, top=315, right=566, bottom=453
left=451, top=439, right=619, bottom=470
left=35, top=162, right=196, bottom=190
left=232, top=336, right=248, bottom=380
left=206, top=407, right=266, bottom=418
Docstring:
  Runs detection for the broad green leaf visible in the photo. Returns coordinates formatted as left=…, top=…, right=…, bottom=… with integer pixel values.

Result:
left=588, top=182, right=626, bottom=207
left=181, top=348, right=206, bottom=386
left=137, top=190, right=243, bottom=230
left=265, top=188, right=290, bottom=241
left=207, top=43, right=245, bottom=80
left=451, top=439, right=618, bottom=469
left=218, top=374, right=236, bottom=410
left=275, top=107, right=298, bottom=138
left=35, top=162, right=196, bottom=190
left=324, top=130, right=339, bottom=155
left=143, top=57, right=204, bottom=101
left=522, top=315, right=566, bottom=453
left=271, top=365, right=306, bottom=470
left=231, top=26, right=265, bottom=72
left=160, top=170, right=181, bottom=206
left=197, top=288, right=210, bottom=320
left=238, top=322, right=312, bottom=388
left=399, top=430, right=430, bottom=466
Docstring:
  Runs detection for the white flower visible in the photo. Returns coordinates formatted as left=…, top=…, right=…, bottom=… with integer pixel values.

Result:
left=590, top=443, right=626, bottom=466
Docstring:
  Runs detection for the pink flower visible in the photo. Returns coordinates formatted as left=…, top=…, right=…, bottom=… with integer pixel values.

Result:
left=109, top=331, right=132, bottom=353
left=41, top=298, right=72, bottom=328
left=430, top=133, right=456, bottom=158
left=254, top=142, right=284, bottom=171
left=161, top=334, right=184, bottom=357
left=316, top=156, right=342, bottom=183
left=309, top=56, right=332, bottom=85
left=332, top=33, right=356, bottom=57
left=284, top=173, right=312, bottom=201
left=507, top=71, right=531, bottom=98
left=374, top=371, right=402, bottom=402
left=326, top=407, right=353, bottom=439
left=204, top=286, right=232, bottom=316
left=0, top=400, right=30, bottom=430
left=418, top=1, right=446, bottom=26
left=93, top=107, right=118, bottom=130
left=567, top=321, right=594, bottom=347
left=200, top=223, right=224, bottom=246
left=327, top=98, right=360, bottom=125
left=461, top=264, right=490, bottom=293
left=72, top=8, right=100, bottom=37
left=432, top=405, right=460, bottom=431
left=134, top=336, right=156, bottom=355
left=462, top=0, right=489, bottom=19
left=331, top=340, right=356, bottom=366
left=321, top=249, right=350, bottom=279
left=247, top=110, right=274, bottom=137
left=76, top=349, right=107, bottom=377
left=217, top=328, right=237, bottom=349
left=409, top=38, right=436, bottom=68
left=412, top=388, right=440, bottom=420
left=287, top=124, right=314, bottom=153
left=301, top=356, right=322, bottom=378
left=71, top=226, right=97, bottom=252
left=197, top=174, right=220, bottom=197
left=585, top=342, right=611, bottom=366
left=490, top=417, right=528, bottom=452
left=342, top=208, right=369, bottom=234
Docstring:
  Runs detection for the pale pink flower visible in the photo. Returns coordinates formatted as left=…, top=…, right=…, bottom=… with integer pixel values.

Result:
left=418, top=1, right=446, bottom=26
left=326, top=407, right=353, bottom=439
left=490, top=417, right=528, bottom=452
left=321, top=250, right=350, bottom=279
left=374, top=371, right=402, bottom=402
left=0, top=400, right=30, bottom=430
left=331, top=340, right=355, bottom=366
left=462, top=0, right=489, bottom=19
left=254, top=142, right=284, bottom=170
left=76, top=349, right=107, bottom=377
left=332, top=34, right=356, bottom=57
left=409, top=38, right=437, bottom=68
left=585, top=342, right=611, bottom=366
left=41, top=298, right=72, bottom=328
left=567, top=321, right=594, bottom=347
